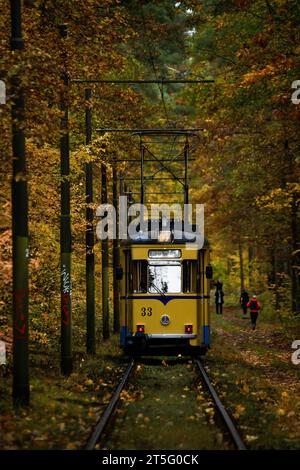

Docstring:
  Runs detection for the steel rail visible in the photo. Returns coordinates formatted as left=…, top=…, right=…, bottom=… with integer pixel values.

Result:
left=84, top=360, right=135, bottom=450
left=194, top=358, right=246, bottom=450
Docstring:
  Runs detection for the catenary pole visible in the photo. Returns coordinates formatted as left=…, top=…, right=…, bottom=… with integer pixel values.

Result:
left=184, top=137, right=189, bottom=205
left=101, top=157, right=109, bottom=339
left=59, top=24, right=73, bottom=375
left=85, top=88, right=95, bottom=354
left=10, top=0, right=29, bottom=407
left=112, top=155, right=120, bottom=333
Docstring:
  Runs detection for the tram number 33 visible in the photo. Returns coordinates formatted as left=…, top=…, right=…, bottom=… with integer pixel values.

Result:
left=141, top=307, right=152, bottom=316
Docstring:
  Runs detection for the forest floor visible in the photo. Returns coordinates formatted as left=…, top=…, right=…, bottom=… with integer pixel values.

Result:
left=0, top=306, right=300, bottom=450
left=206, top=307, right=300, bottom=449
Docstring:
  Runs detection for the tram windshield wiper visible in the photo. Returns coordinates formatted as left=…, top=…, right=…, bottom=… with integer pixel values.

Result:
left=149, top=281, right=166, bottom=298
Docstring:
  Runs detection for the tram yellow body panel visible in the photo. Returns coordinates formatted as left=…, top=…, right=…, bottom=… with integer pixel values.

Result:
left=131, top=246, right=199, bottom=260
left=132, top=298, right=198, bottom=343
left=119, top=241, right=211, bottom=355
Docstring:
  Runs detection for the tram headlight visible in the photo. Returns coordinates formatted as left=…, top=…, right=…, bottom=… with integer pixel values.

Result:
left=158, top=230, right=171, bottom=242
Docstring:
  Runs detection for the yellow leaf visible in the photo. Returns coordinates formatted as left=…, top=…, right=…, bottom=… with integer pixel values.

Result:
left=103, top=393, right=112, bottom=404
left=233, top=404, right=245, bottom=419
left=204, top=407, right=215, bottom=418
left=187, top=415, right=196, bottom=421
left=66, top=443, right=77, bottom=450
left=241, top=384, right=249, bottom=394
left=245, top=435, right=258, bottom=443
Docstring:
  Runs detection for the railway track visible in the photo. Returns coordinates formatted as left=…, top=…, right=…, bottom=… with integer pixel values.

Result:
left=84, top=357, right=246, bottom=450
left=84, top=359, right=135, bottom=450
left=194, top=358, right=246, bottom=450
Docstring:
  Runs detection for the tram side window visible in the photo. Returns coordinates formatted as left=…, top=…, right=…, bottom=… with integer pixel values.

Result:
left=183, top=260, right=197, bottom=293
left=132, top=260, right=148, bottom=293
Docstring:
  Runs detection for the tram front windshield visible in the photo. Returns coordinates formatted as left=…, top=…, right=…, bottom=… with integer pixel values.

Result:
left=148, top=261, right=181, bottom=294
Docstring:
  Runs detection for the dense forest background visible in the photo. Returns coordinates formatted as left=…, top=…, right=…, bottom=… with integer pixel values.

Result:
left=1, top=0, right=300, bottom=354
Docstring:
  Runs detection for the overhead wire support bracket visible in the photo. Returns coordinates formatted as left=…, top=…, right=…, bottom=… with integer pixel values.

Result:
left=93, top=128, right=203, bottom=134
left=71, top=79, right=214, bottom=84
left=124, top=177, right=188, bottom=181
left=111, top=158, right=195, bottom=162
left=124, top=192, right=183, bottom=195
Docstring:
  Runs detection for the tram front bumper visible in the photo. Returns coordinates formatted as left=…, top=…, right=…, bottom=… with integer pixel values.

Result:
left=124, top=333, right=207, bottom=356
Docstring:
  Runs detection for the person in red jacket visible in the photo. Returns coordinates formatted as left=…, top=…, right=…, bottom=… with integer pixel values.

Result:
left=246, top=295, right=261, bottom=330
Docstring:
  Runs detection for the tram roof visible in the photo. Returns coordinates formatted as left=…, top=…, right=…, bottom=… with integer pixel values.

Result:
left=119, top=219, right=209, bottom=247
left=120, top=231, right=209, bottom=248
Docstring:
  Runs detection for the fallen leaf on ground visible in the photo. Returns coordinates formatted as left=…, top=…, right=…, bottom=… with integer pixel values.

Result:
left=233, top=404, right=245, bottom=419
left=245, top=435, right=258, bottom=442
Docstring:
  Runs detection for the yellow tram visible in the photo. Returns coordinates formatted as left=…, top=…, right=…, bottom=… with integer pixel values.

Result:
left=118, top=220, right=212, bottom=356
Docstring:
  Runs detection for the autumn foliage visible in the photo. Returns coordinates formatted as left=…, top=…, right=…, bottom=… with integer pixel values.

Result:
left=0, top=0, right=300, bottom=350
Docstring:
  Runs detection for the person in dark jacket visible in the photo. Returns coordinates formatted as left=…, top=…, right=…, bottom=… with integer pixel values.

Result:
left=240, top=289, right=249, bottom=316
left=246, top=295, right=261, bottom=330
left=215, top=281, right=224, bottom=314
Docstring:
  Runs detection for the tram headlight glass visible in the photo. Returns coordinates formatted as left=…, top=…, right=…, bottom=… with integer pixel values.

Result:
left=158, top=230, right=172, bottom=242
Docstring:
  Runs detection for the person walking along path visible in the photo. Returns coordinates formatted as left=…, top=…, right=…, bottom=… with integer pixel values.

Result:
left=240, top=289, right=249, bottom=317
left=247, top=294, right=261, bottom=330
left=215, top=281, right=225, bottom=315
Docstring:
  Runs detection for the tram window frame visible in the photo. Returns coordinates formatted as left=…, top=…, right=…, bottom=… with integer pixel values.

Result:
left=132, top=260, right=148, bottom=293
left=182, top=260, right=197, bottom=293
left=148, top=261, right=182, bottom=294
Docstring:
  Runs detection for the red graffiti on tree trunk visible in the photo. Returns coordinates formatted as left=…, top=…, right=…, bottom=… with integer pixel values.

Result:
left=62, top=292, right=70, bottom=326
left=13, top=289, right=27, bottom=339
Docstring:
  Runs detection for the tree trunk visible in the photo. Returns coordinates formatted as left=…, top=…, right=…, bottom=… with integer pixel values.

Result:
left=248, top=246, right=254, bottom=288
left=239, top=240, right=245, bottom=291
left=291, top=193, right=300, bottom=315
left=285, top=138, right=300, bottom=315
left=227, top=257, right=232, bottom=275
